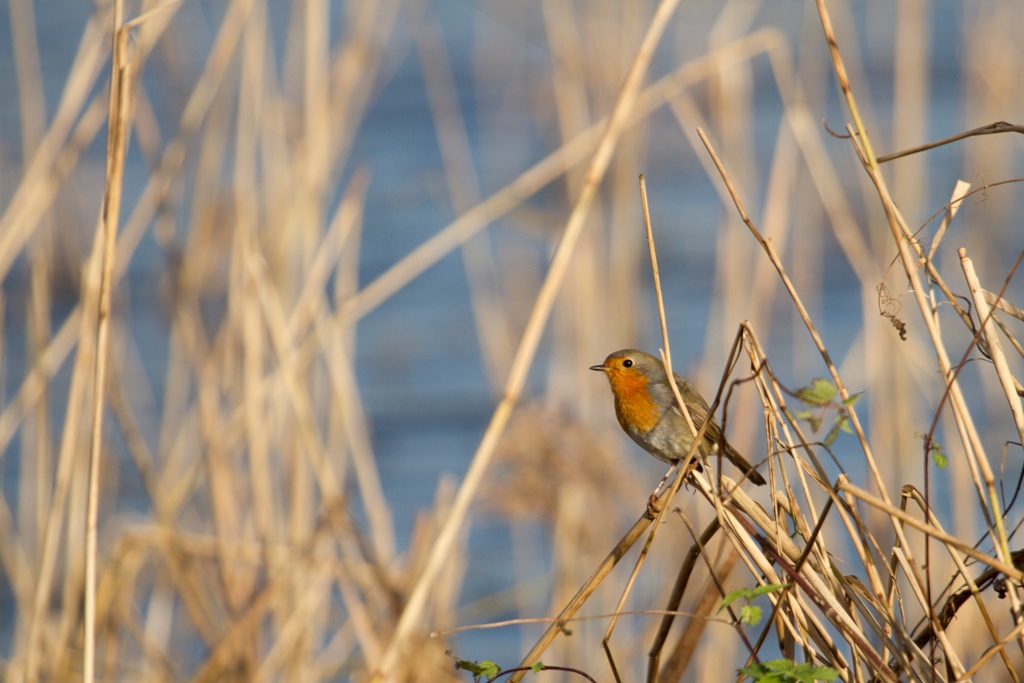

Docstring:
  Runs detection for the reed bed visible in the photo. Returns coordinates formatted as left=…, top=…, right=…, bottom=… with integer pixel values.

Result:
left=0, top=0, right=1022, bottom=682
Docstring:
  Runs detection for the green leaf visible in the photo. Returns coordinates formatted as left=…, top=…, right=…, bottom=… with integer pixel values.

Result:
left=794, top=410, right=824, bottom=433
left=842, top=391, right=862, bottom=407
left=530, top=662, right=545, bottom=673
left=796, top=378, right=836, bottom=406
left=452, top=657, right=501, bottom=681
left=806, top=414, right=824, bottom=433
left=739, top=604, right=762, bottom=624
left=931, top=443, right=948, bottom=469
left=739, top=659, right=839, bottom=682
left=750, top=582, right=788, bottom=597
left=738, top=663, right=784, bottom=683
left=479, top=661, right=501, bottom=680
left=823, top=422, right=841, bottom=447
left=837, top=415, right=854, bottom=434
left=719, top=588, right=751, bottom=611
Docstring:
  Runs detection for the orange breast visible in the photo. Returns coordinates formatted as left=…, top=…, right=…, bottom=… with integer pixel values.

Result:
left=609, top=370, right=662, bottom=434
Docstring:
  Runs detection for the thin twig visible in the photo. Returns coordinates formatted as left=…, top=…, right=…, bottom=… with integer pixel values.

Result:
left=85, top=6, right=130, bottom=682
left=877, top=121, right=1024, bottom=163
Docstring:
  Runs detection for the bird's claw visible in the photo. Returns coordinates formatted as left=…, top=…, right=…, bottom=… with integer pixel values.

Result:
left=646, top=493, right=661, bottom=519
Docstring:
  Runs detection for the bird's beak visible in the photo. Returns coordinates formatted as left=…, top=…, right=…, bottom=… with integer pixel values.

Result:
left=589, top=363, right=607, bottom=372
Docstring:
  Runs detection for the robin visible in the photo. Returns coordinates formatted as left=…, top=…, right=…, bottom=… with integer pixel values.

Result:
left=590, top=349, right=766, bottom=504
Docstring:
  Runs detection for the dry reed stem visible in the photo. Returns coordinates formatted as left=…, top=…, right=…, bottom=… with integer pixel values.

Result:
left=598, top=175, right=680, bottom=619
left=510, top=485, right=674, bottom=681
left=877, top=121, right=1024, bottom=164
left=649, top=518, right=727, bottom=683
left=0, top=29, right=784, bottom=499
left=0, top=313, right=78, bottom=475
left=986, top=291, right=1024, bottom=323
left=374, top=1, right=683, bottom=679
left=695, top=128, right=907, bottom=629
left=843, top=74, right=1021, bottom=644
left=83, top=3, right=130, bottom=680
left=595, top=176, right=708, bottom=664
left=929, top=180, right=972, bottom=262
left=961, top=252, right=1024, bottom=449
left=9, top=0, right=45, bottom=154
left=813, top=0, right=877, bottom=169
left=905, top=181, right=978, bottom=339
left=839, top=479, right=1023, bottom=583
left=590, top=174, right=742, bottom=675
left=340, top=29, right=787, bottom=326
left=902, top=487, right=1020, bottom=681
left=0, top=7, right=113, bottom=279
left=24, top=114, right=113, bottom=683
left=816, top=0, right=1018, bottom=609
left=3, top=0, right=1022, bottom=680
left=640, top=174, right=703, bottom=482
left=690, top=72, right=1024, bottom=676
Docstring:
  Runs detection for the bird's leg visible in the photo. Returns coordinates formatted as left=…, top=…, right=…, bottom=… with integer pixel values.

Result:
left=647, top=462, right=678, bottom=517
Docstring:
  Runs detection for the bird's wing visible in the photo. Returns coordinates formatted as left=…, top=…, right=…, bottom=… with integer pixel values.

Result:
left=664, top=374, right=726, bottom=444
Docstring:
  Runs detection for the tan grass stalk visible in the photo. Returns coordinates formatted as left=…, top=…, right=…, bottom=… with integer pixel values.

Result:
left=877, top=121, right=1024, bottom=164
left=641, top=173, right=703, bottom=482
left=815, top=0, right=1018, bottom=604
left=5, top=1, right=1022, bottom=680
left=113, top=0, right=254, bottom=273
left=813, top=0, right=877, bottom=168
left=847, top=117, right=1019, bottom=615
left=8, top=0, right=45, bottom=153
left=84, top=2, right=131, bottom=680
left=959, top=619, right=1024, bottom=682
left=839, top=479, right=1023, bottom=582
left=696, top=128, right=905, bottom=621
left=648, top=518, right=725, bottom=683
left=510, top=486, right=675, bottom=681
left=0, top=312, right=78, bottom=478
left=697, top=125, right=887, bottom=494
left=902, top=487, right=1017, bottom=680
left=0, top=8, right=112, bottom=280
left=375, top=3, right=685, bottom=678
left=961, top=252, right=1024, bottom=448
left=593, top=176, right=696, bottom=673
left=313, top=307, right=395, bottom=563
left=341, top=30, right=789, bottom=327
left=372, top=1, right=684, bottom=679
left=249, top=257, right=341, bottom=499
left=26, top=226, right=53, bottom=608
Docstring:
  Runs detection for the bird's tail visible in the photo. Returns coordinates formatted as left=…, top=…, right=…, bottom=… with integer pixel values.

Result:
left=721, top=442, right=766, bottom=486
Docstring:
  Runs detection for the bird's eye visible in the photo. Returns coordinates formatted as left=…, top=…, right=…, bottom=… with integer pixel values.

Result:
left=622, top=359, right=633, bottom=368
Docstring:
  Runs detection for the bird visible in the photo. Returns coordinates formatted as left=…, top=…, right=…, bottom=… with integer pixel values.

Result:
left=590, top=349, right=766, bottom=508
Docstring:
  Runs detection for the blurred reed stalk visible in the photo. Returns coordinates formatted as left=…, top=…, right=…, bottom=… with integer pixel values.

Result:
left=0, top=0, right=1022, bottom=682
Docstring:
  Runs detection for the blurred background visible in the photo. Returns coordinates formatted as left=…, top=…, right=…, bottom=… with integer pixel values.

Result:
left=1, top=0, right=1023, bottom=680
